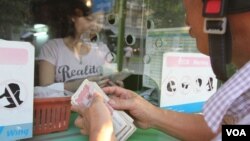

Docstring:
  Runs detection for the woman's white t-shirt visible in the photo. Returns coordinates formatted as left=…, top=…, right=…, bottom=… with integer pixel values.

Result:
left=37, top=39, right=109, bottom=82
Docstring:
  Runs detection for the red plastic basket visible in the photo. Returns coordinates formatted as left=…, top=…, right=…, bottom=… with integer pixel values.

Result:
left=33, top=97, right=71, bottom=135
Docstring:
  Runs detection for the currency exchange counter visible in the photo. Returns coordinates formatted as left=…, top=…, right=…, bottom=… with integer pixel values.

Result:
left=24, top=112, right=179, bottom=141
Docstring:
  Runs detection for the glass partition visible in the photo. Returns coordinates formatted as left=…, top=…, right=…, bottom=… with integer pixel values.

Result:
left=0, top=0, right=217, bottom=111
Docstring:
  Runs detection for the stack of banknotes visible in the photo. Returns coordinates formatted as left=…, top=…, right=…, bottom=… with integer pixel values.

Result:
left=71, top=79, right=136, bottom=141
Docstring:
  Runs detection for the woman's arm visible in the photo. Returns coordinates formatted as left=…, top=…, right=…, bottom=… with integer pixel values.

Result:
left=64, top=78, right=85, bottom=92
left=38, top=59, right=84, bottom=92
left=64, top=75, right=111, bottom=92
left=38, top=60, right=55, bottom=86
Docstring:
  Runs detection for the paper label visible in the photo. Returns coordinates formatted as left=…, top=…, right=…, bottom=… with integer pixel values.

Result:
left=160, top=52, right=217, bottom=113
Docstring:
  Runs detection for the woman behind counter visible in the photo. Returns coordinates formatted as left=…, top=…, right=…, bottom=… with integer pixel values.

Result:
left=37, top=0, right=112, bottom=92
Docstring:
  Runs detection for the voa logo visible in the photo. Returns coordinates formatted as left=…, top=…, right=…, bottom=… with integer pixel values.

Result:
left=226, top=129, right=246, bottom=137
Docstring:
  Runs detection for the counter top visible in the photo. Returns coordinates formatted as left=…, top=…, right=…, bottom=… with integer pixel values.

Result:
left=24, top=112, right=179, bottom=141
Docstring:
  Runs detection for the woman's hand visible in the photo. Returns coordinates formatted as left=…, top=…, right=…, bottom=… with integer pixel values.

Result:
left=87, top=75, right=110, bottom=88
left=103, top=86, right=161, bottom=129
left=88, top=75, right=124, bottom=88
left=107, top=80, right=124, bottom=87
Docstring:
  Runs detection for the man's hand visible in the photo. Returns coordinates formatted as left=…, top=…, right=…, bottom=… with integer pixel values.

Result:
left=103, top=86, right=161, bottom=129
left=71, top=93, right=116, bottom=141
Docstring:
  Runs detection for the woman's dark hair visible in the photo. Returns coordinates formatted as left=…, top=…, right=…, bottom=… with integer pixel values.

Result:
left=46, top=0, right=92, bottom=38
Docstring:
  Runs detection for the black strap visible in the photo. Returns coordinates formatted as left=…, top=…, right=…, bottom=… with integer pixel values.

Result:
left=203, top=0, right=250, bottom=81
left=228, top=0, right=250, bottom=14
left=208, top=24, right=232, bottom=82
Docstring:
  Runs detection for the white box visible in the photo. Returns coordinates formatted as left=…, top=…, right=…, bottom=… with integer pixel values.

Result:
left=0, top=40, right=34, bottom=140
left=160, top=52, right=217, bottom=113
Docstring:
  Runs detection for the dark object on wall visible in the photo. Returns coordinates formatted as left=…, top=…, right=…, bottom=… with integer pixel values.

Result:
left=125, top=34, right=136, bottom=45
left=123, top=74, right=142, bottom=91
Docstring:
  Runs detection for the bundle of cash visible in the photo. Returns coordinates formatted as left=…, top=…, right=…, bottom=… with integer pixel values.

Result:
left=71, top=79, right=136, bottom=141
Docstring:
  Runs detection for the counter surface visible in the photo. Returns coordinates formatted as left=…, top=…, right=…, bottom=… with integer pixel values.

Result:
left=24, top=112, right=179, bottom=141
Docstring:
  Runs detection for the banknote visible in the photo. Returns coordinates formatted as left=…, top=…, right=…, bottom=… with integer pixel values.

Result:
left=71, top=79, right=136, bottom=141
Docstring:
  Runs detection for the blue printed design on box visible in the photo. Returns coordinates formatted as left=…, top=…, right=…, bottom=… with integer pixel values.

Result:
left=0, top=126, right=4, bottom=134
left=162, top=102, right=205, bottom=113
left=0, top=123, right=32, bottom=141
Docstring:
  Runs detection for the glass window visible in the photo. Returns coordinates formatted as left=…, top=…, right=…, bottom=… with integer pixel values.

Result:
left=1, top=0, right=217, bottom=109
